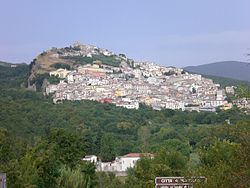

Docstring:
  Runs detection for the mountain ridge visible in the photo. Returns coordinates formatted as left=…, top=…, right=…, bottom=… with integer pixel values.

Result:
left=184, top=61, right=250, bottom=82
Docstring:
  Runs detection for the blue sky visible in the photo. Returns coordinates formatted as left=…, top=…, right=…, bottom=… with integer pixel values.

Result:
left=0, top=0, right=250, bottom=67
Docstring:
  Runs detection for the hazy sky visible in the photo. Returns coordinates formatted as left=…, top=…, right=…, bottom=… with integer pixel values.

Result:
left=0, top=0, right=250, bottom=67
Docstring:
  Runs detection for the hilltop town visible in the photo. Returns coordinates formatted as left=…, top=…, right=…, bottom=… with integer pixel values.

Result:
left=38, top=43, right=232, bottom=112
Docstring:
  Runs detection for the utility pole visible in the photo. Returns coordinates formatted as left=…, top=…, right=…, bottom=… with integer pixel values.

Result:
left=0, top=173, right=7, bottom=188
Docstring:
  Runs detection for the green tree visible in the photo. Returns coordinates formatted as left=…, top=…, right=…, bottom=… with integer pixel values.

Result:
left=195, top=140, right=246, bottom=188
left=100, top=133, right=116, bottom=162
left=0, top=128, right=13, bottom=163
left=96, top=172, right=123, bottom=188
left=48, top=129, right=86, bottom=168
left=57, top=164, right=96, bottom=188
left=137, top=126, right=151, bottom=152
left=80, top=162, right=97, bottom=188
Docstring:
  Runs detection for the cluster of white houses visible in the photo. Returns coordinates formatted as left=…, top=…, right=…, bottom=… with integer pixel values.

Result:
left=82, top=153, right=153, bottom=176
left=45, top=44, right=232, bottom=112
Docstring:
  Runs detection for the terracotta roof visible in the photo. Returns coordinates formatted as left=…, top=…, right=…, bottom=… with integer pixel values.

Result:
left=124, top=153, right=141, bottom=157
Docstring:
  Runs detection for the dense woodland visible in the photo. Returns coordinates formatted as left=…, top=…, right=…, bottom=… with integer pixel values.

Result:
left=0, top=63, right=250, bottom=187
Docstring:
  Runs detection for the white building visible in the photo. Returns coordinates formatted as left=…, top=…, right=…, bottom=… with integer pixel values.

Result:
left=225, top=86, right=235, bottom=95
left=116, top=101, right=139, bottom=109
left=49, top=68, right=71, bottom=78
left=45, top=84, right=58, bottom=95
left=96, top=153, right=153, bottom=175
left=82, top=155, right=98, bottom=163
left=165, top=100, right=185, bottom=111
left=216, top=90, right=225, bottom=101
left=133, top=69, right=142, bottom=78
left=114, top=153, right=141, bottom=171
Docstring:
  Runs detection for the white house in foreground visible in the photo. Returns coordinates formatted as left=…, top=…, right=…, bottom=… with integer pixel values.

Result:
left=82, top=153, right=154, bottom=176
left=82, top=155, right=98, bottom=163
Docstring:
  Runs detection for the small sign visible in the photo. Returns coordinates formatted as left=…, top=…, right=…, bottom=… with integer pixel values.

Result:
left=155, top=184, right=192, bottom=188
left=155, top=176, right=206, bottom=188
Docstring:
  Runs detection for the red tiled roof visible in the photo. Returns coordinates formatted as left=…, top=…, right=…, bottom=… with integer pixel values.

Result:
left=123, top=153, right=154, bottom=158
left=124, top=153, right=141, bottom=157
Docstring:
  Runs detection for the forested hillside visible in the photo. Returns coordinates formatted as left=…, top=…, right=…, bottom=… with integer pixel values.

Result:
left=200, top=74, right=250, bottom=88
left=0, top=62, right=250, bottom=187
left=0, top=62, right=29, bottom=88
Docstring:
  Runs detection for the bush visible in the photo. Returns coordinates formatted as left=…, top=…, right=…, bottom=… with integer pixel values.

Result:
left=50, top=63, right=71, bottom=70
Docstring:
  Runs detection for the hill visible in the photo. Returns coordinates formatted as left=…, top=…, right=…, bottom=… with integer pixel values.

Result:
left=1, top=53, right=250, bottom=188
left=27, top=43, right=138, bottom=92
left=0, top=60, right=12, bottom=67
left=1, top=75, right=250, bottom=187
left=196, top=74, right=250, bottom=88
left=182, top=67, right=250, bottom=88
left=184, top=61, right=250, bottom=82
left=0, top=61, right=29, bottom=88
left=28, top=43, right=131, bottom=82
